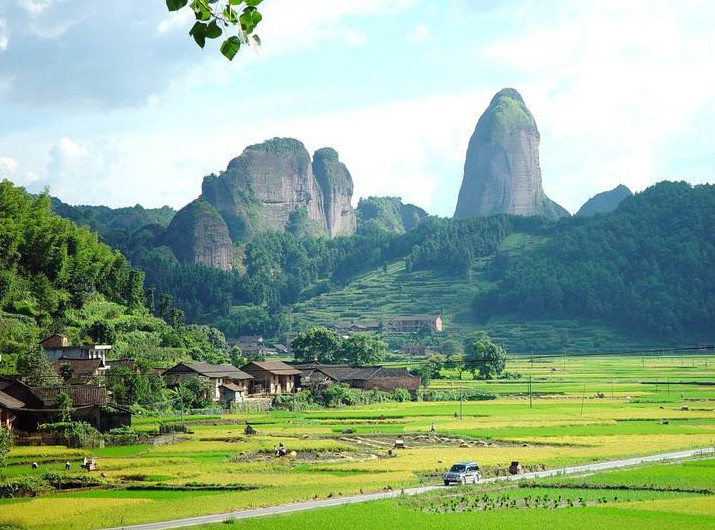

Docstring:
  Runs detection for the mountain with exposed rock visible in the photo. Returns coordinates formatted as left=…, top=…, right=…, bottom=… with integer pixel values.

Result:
left=162, top=138, right=357, bottom=269
left=454, top=88, right=569, bottom=220
left=576, top=184, right=633, bottom=217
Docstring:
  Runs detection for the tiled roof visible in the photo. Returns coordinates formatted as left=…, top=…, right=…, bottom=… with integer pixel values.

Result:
left=220, top=382, right=244, bottom=392
left=51, top=358, right=103, bottom=376
left=29, top=386, right=108, bottom=407
left=0, top=390, right=25, bottom=409
left=165, top=362, right=252, bottom=380
left=244, top=361, right=300, bottom=375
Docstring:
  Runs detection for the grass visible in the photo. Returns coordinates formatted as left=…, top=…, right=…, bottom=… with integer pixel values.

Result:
left=194, top=457, right=715, bottom=530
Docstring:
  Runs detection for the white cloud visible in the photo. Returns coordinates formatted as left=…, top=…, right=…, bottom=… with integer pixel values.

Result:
left=479, top=0, right=715, bottom=212
left=0, top=155, right=19, bottom=174
left=0, top=19, right=7, bottom=51
left=258, top=0, right=412, bottom=55
left=406, top=23, right=430, bottom=43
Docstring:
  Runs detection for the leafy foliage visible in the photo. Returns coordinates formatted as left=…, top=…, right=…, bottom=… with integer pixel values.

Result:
left=0, top=427, right=11, bottom=468
left=15, top=344, right=61, bottom=386
left=465, top=333, right=507, bottom=379
left=291, top=327, right=386, bottom=365
left=166, top=0, right=263, bottom=60
left=479, top=182, right=715, bottom=337
left=0, top=181, right=145, bottom=325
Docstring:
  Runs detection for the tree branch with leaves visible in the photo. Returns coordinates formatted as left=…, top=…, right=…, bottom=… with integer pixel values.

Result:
left=166, top=0, right=263, bottom=60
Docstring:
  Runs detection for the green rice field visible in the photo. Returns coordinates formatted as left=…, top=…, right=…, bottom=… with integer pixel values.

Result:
left=1, top=355, right=713, bottom=529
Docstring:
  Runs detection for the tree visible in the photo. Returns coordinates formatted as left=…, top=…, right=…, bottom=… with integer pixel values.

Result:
left=291, top=327, right=342, bottom=363
left=465, top=333, right=507, bottom=380
left=176, top=377, right=214, bottom=410
left=86, top=321, right=116, bottom=345
left=340, top=333, right=387, bottom=366
left=16, top=344, right=61, bottom=386
left=0, top=427, right=11, bottom=469
left=166, top=0, right=264, bottom=61
left=447, top=352, right=465, bottom=380
left=58, top=363, right=74, bottom=383
left=56, top=391, right=73, bottom=422
left=424, top=353, right=447, bottom=380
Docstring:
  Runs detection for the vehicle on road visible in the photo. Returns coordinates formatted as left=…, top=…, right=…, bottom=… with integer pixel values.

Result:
left=443, top=461, right=481, bottom=485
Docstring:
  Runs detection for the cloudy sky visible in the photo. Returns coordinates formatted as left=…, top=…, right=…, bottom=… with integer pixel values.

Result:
left=1, top=0, right=714, bottom=216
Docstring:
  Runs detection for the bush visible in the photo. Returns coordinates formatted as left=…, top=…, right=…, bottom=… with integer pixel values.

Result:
left=392, top=388, right=411, bottom=402
left=419, top=389, right=497, bottom=402
left=0, top=476, right=47, bottom=498
left=158, top=422, right=192, bottom=434
left=37, top=421, right=103, bottom=448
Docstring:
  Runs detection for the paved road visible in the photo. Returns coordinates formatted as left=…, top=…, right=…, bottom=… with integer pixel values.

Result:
left=103, top=446, right=714, bottom=530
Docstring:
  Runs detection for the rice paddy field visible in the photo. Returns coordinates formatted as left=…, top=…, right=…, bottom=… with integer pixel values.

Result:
left=1, top=354, right=713, bottom=529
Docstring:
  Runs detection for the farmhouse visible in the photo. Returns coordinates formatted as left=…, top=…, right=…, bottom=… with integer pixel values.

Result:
left=41, top=334, right=112, bottom=364
left=0, top=376, right=122, bottom=432
left=51, top=358, right=108, bottom=385
left=241, top=361, right=300, bottom=395
left=294, top=364, right=420, bottom=394
left=385, top=315, right=443, bottom=333
left=162, top=362, right=253, bottom=401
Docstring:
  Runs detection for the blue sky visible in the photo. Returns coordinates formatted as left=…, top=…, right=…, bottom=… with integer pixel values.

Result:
left=1, top=0, right=714, bottom=217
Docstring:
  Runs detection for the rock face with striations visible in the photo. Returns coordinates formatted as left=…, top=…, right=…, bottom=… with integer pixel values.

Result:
left=202, top=138, right=328, bottom=241
left=312, top=147, right=356, bottom=237
left=162, top=199, right=233, bottom=271
left=576, top=184, right=632, bottom=217
left=454, top=88, right=569, bottom=219
left=163, top=138, right=358, bottom=269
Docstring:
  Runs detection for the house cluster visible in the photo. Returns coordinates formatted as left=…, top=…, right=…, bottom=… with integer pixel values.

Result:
left=0, top=335, right=131, bottom=433
left=294, top=364, right=420, bottom=394
left=229, top=336, right=289, bottom=357
left=161, top=360, right=300, bottom=405
left=0, top=376, right=128, bottom=433
left=333, top=314, right=443, bottom=334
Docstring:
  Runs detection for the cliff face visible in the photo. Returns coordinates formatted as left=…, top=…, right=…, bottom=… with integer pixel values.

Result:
left=203, top=138, right=327, bottom=241
left=162, top=199, right=233, bottom=271
left=454, top=88, right=569, bottom=219
left=164, top=138, right=359, bottom=268
left=312, top=147, right=356, bottom=237
left=576, top=184, right=632, bottom=217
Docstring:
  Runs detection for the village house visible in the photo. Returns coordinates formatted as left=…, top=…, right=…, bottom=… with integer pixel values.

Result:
left=385, top=315, right=443, bottom=333
left=162, top=362, right=253, bottom=403
left=241, top=361, right=300, bottom=395
left=0, top=376, right=125, bottom=432
left=51, top=358, right=108, bottom=385
left=293, top=364, right=421, bottom=395
left=41, top=334, right=112, bottom=364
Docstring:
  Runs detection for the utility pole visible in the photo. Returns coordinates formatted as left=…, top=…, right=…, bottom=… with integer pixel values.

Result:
left=459, top=387, right=464, bottom=420
left=580, top=385, right=586, bottom=417
left=529, top=375, right=532, bottom=409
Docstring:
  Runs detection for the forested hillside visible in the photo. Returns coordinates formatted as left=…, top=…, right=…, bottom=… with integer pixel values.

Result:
left=0, top=181, right=231, bottom=373
left=38, top=179, right=715, bottom=349
left=478, top=181, right=715, bottom=338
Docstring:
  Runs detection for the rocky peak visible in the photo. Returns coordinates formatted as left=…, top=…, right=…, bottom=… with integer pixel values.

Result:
left=454, top=88, right=569, bottom=220
left=313, top=147, right=356, bottom=237
left=161, top=199, right=233, bottom=271
left=576, top=184, right=633, bottom=217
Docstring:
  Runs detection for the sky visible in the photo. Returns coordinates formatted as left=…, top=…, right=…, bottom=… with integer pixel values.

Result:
left=1, top=0, right=714, bottom=217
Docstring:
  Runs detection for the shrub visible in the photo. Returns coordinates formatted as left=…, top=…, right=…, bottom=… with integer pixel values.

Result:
left=37, top=421, right=103, bottom=448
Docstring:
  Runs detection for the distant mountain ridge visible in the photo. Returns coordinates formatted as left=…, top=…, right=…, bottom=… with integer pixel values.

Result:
left=576, top=184, right=632, bottom=217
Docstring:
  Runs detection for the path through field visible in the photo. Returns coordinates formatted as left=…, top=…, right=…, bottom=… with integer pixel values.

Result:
left=103, top=447, right=714, bottom=530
